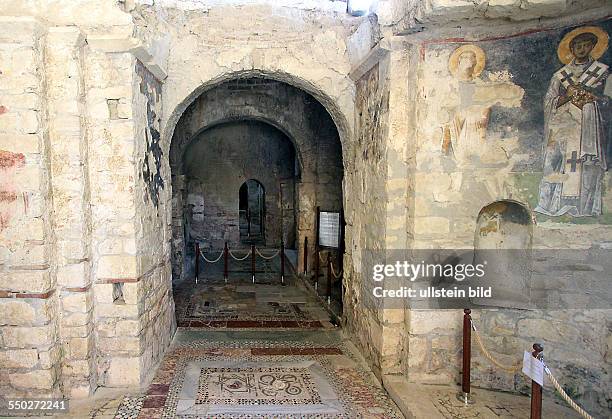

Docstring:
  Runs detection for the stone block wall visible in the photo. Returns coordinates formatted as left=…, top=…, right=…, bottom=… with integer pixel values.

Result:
left=0, top=17, right=62, bottom=399
left=0, top=2, right=173, bottom=395
left=183, top=121, right=296, bottom=249
left=343, top=57, right=391, bottom=378
left=46, top=25, right=95, bottom=398
left=133, top=59, right=175, bottom=382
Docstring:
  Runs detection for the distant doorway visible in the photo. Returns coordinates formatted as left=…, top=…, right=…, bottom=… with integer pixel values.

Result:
left=239, top=179, right=266, bottom=243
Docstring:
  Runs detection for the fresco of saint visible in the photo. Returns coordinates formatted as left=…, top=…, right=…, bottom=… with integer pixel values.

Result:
left=441, top=44, right=523, bottom=167
left=442, top=45, right=488, bottom=163
left=535, top=26, right=611, bottom=217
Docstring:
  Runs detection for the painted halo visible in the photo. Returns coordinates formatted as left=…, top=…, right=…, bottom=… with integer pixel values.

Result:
left=448, top=44, right=486, bottom=81
left=557, top=25, right=609, bottom=65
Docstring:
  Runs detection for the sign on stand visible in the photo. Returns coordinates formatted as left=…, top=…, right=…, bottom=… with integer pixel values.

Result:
left=522, top=350, right=544, bottom=386
left=318, top=211, right=341, bottom=249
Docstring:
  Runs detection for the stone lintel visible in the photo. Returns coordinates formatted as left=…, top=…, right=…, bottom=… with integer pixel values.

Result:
left=349, top=39, right=392, bottom=81
left=86, top=36, right=168, bottom=81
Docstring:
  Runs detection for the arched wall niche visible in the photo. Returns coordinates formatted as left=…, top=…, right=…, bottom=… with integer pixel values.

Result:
left=473, top=199, right=534, bottom=308
left=474, top=200, right=534, bottom=250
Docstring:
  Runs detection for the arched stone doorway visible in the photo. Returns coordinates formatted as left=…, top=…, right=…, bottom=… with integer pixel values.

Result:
left=239, top=179, right=266, bottom=244
left=168, top=76, right=345, bottom=319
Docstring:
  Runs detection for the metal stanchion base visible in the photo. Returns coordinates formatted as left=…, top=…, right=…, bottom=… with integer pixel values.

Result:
left=280, top=276, right=287, bottom=287
left=456, top=392, right=475, bottom=405
left=224, top=277, right=228, bottom=283
left=327, top=296, right=331, bottom=305
left=252, top=276, right=255, bottom=284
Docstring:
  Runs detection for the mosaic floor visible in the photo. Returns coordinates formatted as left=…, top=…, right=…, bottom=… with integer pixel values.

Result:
left=174, top=251, right=335, bottom=329
left=113, top=329, right=403, bottom=418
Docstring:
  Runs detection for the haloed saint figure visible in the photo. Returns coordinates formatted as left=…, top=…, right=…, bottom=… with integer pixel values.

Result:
left=536, top=26, right=611, bottom=217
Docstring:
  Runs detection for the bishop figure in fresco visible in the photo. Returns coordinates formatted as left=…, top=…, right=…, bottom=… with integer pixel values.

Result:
left=535, top=26, right=611, bottom=217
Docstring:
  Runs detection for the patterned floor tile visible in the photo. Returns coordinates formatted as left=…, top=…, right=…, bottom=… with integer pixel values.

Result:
left=174, top=255, right=334, bottom=329
left=113, top=332, right=403, bottom=419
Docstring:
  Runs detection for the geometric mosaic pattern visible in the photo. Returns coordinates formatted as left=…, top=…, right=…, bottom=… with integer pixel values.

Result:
left=174, top=283, right=327, bottom=329
left=113, top=396, right=145, bottom=419
left=196, top=366, right=321, bottom=405
left=173, top=257, right=332, bottom=329
left=115, top=337, right=404, bottom=418
left=112, top=258, right=399, bottom=417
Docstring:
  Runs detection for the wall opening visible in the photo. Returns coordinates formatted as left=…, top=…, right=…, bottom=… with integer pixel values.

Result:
left=239, top=179, right=266, bottom=244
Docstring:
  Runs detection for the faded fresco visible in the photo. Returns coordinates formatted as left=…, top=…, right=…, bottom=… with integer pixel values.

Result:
left=436, top=20, right=611, bottom=222
left=356, top=63, right=388, bottom=162
left=137, top=60, right=164, bottom=209
left=440, top=44, right=524, bottom=167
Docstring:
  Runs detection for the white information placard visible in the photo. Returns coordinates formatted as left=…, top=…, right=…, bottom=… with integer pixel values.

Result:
left=522, top=350, right=544, bottom=386
left=319, top=211, right=340, bottom=248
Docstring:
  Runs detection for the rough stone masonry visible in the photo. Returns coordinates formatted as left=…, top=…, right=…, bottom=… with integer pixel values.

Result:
left=0, top=0, right=611, bottom=417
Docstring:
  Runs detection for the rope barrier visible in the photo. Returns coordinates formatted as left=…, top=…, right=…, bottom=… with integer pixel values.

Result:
left=464, top=313, right=595, bottom=418
left=471, top=320, right=522, bottom=373
left=199, top=249, right=224, bottom=263
left=318, top=251, right=326, bottom=263
left=255, top=248, right=280, bottom=260
left=544, top=364, right=594, bottom=419
left=228, top=249, right=252, bottom=261
left=330, top=261, right=343, bottom=279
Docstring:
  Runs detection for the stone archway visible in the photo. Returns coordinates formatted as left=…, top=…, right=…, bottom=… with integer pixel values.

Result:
left=161, top=69, right=354, bottom=159
left=167, top=77, right=345, bottom=285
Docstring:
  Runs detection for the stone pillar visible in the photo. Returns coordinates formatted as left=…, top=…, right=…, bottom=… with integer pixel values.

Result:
left=84, top=41, right=143, bottom=387
left=296, top=180, right=316, bottom=274
left=0, top=17, right=61, bottom=397
left=84, top=36, right=172, bottom=387
left=46, top=26, right=95, bottom=398
left=379, top=48, right=413, bottom=376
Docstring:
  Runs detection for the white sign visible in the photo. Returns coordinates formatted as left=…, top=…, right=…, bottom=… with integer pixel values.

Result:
left=319, top=211, right=340, bottom=248
left=522, top=350, right=544, bottom=386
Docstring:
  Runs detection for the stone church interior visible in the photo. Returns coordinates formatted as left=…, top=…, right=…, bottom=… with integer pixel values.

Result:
left=0, top=0, right=610, bottom=418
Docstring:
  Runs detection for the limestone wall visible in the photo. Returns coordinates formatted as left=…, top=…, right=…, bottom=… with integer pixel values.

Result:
left=344, top=61, right=387, bottom=377
left=378, top=0, right=611, bottom=34
left=0, top=0, right=175, bottom=394
left=183, top=121, right=296, bottom=249
left=0, top=17, right=61, bottom=398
